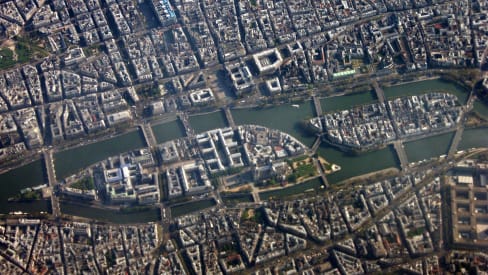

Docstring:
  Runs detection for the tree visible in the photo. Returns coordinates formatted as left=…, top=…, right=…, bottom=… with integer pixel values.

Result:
left=287, top=174, right=297, bottom=183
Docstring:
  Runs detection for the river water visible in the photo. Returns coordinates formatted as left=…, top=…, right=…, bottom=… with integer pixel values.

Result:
left=170, top=199, right=216, bottom=218
left=152, top=119, right=185, bottom=144
left=61, top=202, right=160, bottom=224
left=318, top=145, right=399, bottom=184
left=0, top=160, right=49, bottom=214
left=259, top=177, right=324, bottom=200
left=459, top=128, right=488, bottom=150
left=1, top=78, right=487, bottom=220
left=404, top=132, right=454, bottom=163
left=320, top=90, right=377, bottom=112
left=383, top=79, right=469, bottom=103
left=232, top=101, right=316, bottom=146
left=54, top=130, right=145, bottom=180
left=189, top=111, right=227, bottom=133
left=474, top=100, right=488, bottom=118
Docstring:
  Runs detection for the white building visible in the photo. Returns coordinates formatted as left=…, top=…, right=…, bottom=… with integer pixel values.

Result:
left=253, top=48, right=283, bottom=74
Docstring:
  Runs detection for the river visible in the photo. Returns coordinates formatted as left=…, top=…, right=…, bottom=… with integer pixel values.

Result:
left=54, top=130, right=145, bottom=180
left=317, top=145, right=398, bottom=184
left=152, top=119, right=185, bottom=144
left=473, top=100, right=488, bottom=119
left=170, top=199, right=216, bottom=218
left=0, top=160, right=49, bottom=214
left=1, top=79, right=487, bottom=218
left=61, top=202, right=160, bottom=223
left=232, top=101, right=316, bottom=146
left=383, top=79, right=469, bottom=103
left=459, top=128, right=488, bottom=150
left=259, top=177, right=324, bottom=200
left=404, top=132, right=454, bottom=163
left=189, top=111, right=227, bottom=133
left=320, top=90, right=377, bottom=112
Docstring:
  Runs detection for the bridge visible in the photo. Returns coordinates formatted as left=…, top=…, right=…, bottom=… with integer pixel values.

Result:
left=447, top=91, right=476, bottom=157
left=223, top=107, right=236, bottom=128
left=372, top=80, right=386, bottom=104
left=160, top=204, right=171, bottom=224
left=448, top=126, right=464, bottom=157
left=312, top=95, right=323, bottom=117
left=250, top=184, right=261, bottom=203
left=140, top=123, right=158, bottom=148
left=43, top=150, right=61, bottom=218
left=314, top=158, right=330, bottom=189
left=393, top=140, right=409, bottom=171
left=177, top=112, right=195, bottom=137
left=311, top=136, right=322, bottom=153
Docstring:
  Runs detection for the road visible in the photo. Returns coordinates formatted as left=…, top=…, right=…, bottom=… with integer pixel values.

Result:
left=321, top=148, right=487, bottom=260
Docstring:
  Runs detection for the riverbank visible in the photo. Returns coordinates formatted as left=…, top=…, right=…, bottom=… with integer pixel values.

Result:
left=259, top=177, right=324, bottom=201
left=170, top=198, right=216, bottom=218
left=0, top=154, right=42, bottom=176
left=384, top=75, right=441, bottom=88
left=331, top=167, right=399, bottom=187
left=60, top=201, right=160, bottom=224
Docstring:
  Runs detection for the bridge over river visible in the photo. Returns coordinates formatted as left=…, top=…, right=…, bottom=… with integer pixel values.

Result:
left=43, top=150, right=60, bottom=218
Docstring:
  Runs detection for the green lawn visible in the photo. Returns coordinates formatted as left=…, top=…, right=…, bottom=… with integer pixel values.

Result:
left=0, top=48, right=16, bottom=70
left=0, top=37, right=49, bottom=70
left=71, top=177, right=95, bottom=190
left=288, top=162, right=316, bottom=183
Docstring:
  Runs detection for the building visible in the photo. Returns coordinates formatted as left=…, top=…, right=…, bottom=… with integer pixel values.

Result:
left=151, top=0, right=177, bottom=26
left=189, top=88, right=215, bottom=106
left=166, top=168, right=183, bottom=199
left=61, top=187, right=97, bottom=200
left=253, top=48, right=283, bottom=74
left=226, top=62, right=254, bottom=96
left=179, top=161, right=212, bottom=195
left=106, top=110, right=131, bottom=126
